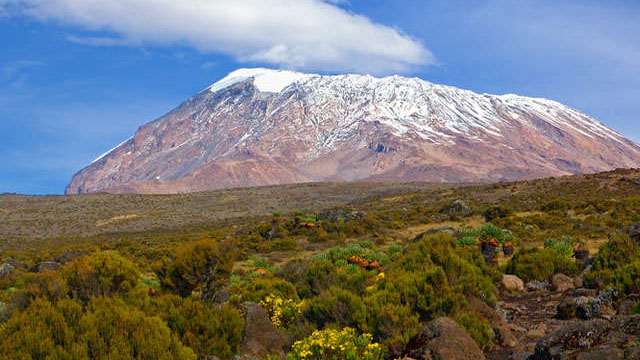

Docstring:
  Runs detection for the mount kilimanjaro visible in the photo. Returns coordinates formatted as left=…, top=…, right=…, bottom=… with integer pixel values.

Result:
left=66, top=68, right=640, bottom=194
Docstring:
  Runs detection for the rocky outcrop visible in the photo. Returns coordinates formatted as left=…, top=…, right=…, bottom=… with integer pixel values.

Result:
left=530, top=315, right=640, bottom=360
left=237, top=302, right=286, bottom=359
left=404, top=317, right=486, bottom=360
left=66, top=68, right=640, bottom=194
left=556, top=289, right=618, bottom=321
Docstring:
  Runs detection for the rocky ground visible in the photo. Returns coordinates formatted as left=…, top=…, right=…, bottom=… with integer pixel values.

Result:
left=399, top=269, right=639, bottom=360
left=489, top=275, right=639, bottom=360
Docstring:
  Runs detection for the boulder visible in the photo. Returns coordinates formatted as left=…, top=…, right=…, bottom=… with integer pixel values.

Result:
left=557, top=296, right=591, bottom=320
left=237, top=302, right=286, bottom=359
left=557, top=289, right=619, bottom=320
left=502, top=275, right=525, bottom=292
left=552, top=274, right=575, bottom=292
left=466, top=296, right=518, bottom=348
left=33, top=261, right=61, bottom=273
left=404, top=317, right=486, bottom=360
left=0, top=263, right=15, bottom=279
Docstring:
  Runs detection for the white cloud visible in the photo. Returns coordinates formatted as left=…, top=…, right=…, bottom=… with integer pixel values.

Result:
left=2, top=0, right=433, bottom=74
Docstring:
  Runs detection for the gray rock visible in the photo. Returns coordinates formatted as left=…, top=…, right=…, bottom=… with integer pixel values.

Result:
left=237, top=302, right=286, bottom=359
left=530, top=319, right=611, bottom=359
left=530, top=316, right=640, bottom=360
left=404, top=317, right=486, bottom=360
left=0, top=263, right=15, bottom=279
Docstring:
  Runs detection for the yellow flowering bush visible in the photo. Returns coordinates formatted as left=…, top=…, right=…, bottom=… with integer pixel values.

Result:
left=287, top=328, right=383, bottom=360
left=260, top=294, right=303, bottom=329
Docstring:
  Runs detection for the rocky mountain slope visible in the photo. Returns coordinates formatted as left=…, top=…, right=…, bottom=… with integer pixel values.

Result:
left=66, top=68, right=640, bottom=194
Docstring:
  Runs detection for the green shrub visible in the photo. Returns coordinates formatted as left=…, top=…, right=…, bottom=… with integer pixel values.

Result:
left=455, top=311, right=494, bottom=346
left=0, top=298, right=85, bottom=359
left=584, top=234, right=640, bottom=292
left=611, top=261, right=640, bottom=295
left=22, top=270, right=69, bottom=305
left=544, top=238, right=574, bottom=259
left=304, top=287, right=366, bottom=328
left=591, top=234, right=639, bottom=271
left=62, top=251, right=140, bottom=303
left=152, top=295, right=243, bottom=359
left=156, top=240, right=233, bottom=299
left=80, top=297, right=196, bottom=359
left=458, top=236, right=477, bottom=247
left=0, top=297, right=197, bottom=360
left=506, top=248, right=578, bottom=282
left=261, top=294, right=304, bottom=329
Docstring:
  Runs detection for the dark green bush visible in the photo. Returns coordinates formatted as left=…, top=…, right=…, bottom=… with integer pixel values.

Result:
left=483, top=206, right=513, bottom=222
left=505, top=248, right=578, bottom=282
left=152, top=295, right=243, bottom=359
left=156, top=240, right=233, bottom=299
left=584, top=234, right=640, bottom=293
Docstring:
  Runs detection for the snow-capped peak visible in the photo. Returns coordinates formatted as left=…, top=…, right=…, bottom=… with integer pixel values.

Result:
left=209, top=68, right=314, bottom=93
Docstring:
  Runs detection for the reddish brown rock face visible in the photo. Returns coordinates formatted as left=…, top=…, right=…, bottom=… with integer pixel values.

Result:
left=66, top=69, right=640, bottom=194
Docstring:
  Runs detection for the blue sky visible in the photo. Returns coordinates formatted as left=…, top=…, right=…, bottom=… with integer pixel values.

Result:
left=1, top=0, right=639, bottom=194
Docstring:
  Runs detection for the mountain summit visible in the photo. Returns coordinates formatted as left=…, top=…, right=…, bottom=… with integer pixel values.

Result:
left=66, top=68, right=640, bottom=194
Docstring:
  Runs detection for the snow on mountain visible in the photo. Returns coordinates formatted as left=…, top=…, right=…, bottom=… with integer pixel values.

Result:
left=66, top=68, right=640, bottom=194
left=209, top=68, right=316, bottom=93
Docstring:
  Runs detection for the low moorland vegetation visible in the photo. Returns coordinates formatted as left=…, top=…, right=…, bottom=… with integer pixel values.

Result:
left=0, top=168, right=639, bottom=359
